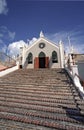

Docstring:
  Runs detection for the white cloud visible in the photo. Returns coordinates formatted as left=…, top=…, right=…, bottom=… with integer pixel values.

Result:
left=8, top=31, right=16, bottom=41
left=73, top=44, right=84, bottom=54
left=7, top=37, right=37, bottom=58
left=46, top=31, right=71, bottom=54
left=7, top=40, right=27, bottom=58
left=27, top=37, right=37, bottom=45
left=0, top=41, right=7, bottom=53
left=0, top=39, right=3, bottom=44
left=0, top=26, right=16, bottom=54
left=0, top=37, right=7, bottom=53
left=0, top=26, right=15, bottom=41
left=1, top=44, right=7, bottom=53
left=0, top=26, right=16, bottom=55
left=0, top=26, right=37, bottom=58
left=0, top=0, right=8, bottom=15
left=46, top=31, right=69, bottom=45
left=46, top=28, right=84, bottom=54
left=0, top=26, right=16, bottom=41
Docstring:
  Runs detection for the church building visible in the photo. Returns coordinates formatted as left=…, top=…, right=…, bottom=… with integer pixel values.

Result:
left=20, top=32, right=64, bottom=69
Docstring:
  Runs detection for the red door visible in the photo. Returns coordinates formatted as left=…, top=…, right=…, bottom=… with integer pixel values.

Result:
left=45, top=57, right=49, bottom=68
left=34, top=57, right=39, bottom=69
left=34, top=57, right=49, bottom=69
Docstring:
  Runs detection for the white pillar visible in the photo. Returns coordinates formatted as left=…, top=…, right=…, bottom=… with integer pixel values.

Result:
left=22, top=45, right=27, bottom=68
left=71, top=65, right=78, bottom=76
left=59, top=40, right=64, bottom=68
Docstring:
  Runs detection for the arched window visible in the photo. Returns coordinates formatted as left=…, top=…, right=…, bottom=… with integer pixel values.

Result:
left=52, top=51, right=58, bottom=63
left=39, top=52, right=45, bottom=58
left=27, top=52, right=33, bottom=64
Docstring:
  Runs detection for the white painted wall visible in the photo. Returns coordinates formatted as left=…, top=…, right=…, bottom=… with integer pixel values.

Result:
left=22, top=37, right=61, bottom=69
left=0, top=62, right=19, bottom=77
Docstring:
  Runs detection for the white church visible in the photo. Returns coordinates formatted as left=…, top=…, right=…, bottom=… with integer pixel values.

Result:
left=19, top=31, right=64, bottom=69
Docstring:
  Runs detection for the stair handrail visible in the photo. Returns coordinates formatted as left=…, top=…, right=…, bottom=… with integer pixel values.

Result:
left=0, top=52, right=16, bottom=68
left=65, top=60, right=84, bottom=98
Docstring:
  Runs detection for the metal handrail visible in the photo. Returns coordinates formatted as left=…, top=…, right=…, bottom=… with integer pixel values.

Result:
left=0, top=52, right=16, bottom=68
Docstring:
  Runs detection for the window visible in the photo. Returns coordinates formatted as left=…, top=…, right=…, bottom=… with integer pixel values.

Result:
left=27, top=53, right=33, bottom=64
left=52, top=51, right=58, bottom=63
left=39, top=52, right=45, bottom=57
left=39, top=43, right=45, bottom=49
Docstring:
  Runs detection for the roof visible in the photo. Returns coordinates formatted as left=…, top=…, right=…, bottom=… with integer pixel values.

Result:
left=25, top=33, right=59, bottom=53
left=74, top=54, right=84, bottom=62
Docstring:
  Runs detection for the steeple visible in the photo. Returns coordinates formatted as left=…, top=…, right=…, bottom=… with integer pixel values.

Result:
left=40, top=31, right=44, bottom=38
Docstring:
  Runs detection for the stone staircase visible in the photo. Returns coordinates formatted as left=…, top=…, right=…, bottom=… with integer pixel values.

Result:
left=0, top=68, right=84, bottom=130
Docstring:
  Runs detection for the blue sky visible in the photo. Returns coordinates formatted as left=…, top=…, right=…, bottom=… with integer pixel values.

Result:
left=0, top=0, right=84, bottom=57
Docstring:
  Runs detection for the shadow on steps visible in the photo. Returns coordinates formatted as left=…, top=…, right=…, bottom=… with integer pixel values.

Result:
left=58, top=105, right=84, bottom=124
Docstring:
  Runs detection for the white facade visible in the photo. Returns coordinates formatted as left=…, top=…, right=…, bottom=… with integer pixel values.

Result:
left=20, top=32, right=64, bottom=69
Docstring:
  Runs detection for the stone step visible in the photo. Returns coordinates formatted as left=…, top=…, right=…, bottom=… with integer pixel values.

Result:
left=0, top=91, right=74, bottom=100
left=0, top=68, right=83, bottom=129
left=0, top=85, right=72, bottom=91
left=0, top=112, right=84, bottom=130
left=0, top=95, right=75, bottom=104
left=0, top=100, right=79, bottom=115
left=0, top=97, right=77, bottom=109
left=0, top=89, right=73, bottom=96
left=0, top=119, right=51, bottom=130
left=0, top=106, right=84, bottom=125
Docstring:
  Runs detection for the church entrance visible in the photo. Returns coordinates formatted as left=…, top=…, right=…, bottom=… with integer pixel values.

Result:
left=39, top=52, right=45, bottom=68
left=39, top=57, right=45, bottom=68
left=34, top=52, right=49, bottom=69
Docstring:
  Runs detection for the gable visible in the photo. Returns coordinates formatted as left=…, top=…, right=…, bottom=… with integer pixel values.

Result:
left=25, top=37, right=59, bottom=54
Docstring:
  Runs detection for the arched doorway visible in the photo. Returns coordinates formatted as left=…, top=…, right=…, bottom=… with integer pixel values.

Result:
left=34, top=52, right=49, bottom=69
left=39, top=52, right=45, bottom=68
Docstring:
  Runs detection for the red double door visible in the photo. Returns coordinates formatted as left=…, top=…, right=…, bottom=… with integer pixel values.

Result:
left=34, top=57, right=49, bottom=69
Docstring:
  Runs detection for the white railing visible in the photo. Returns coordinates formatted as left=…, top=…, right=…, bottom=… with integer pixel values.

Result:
left=0, top=62, right=19, bottom=77
left=65, top=62, right=84, bottom=99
